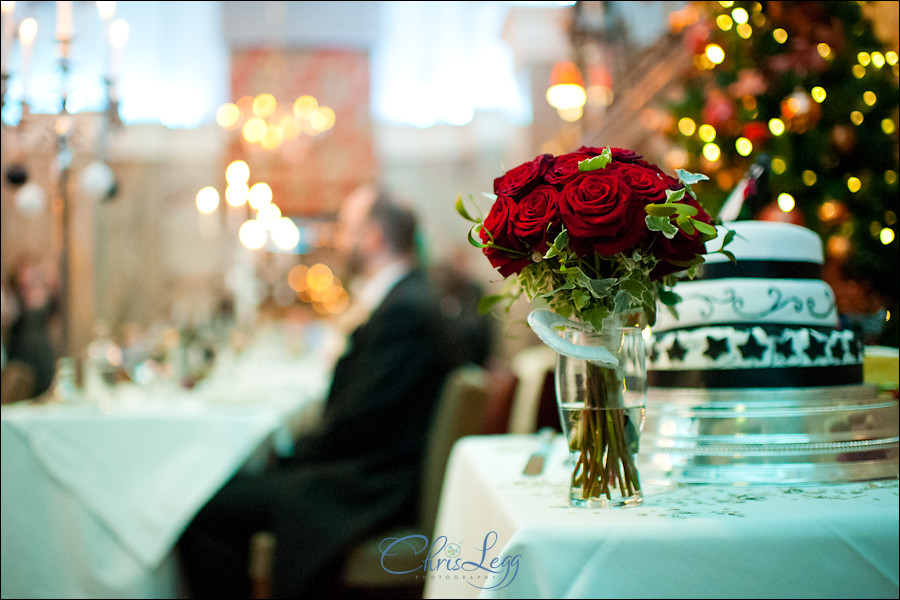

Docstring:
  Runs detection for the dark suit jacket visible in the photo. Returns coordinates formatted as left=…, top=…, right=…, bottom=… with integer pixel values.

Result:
left=179, top=268, right=465, bottom=598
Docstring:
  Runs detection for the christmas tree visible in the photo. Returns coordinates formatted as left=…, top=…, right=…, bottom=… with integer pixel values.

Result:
left=664, top=1, right=899, bottom=345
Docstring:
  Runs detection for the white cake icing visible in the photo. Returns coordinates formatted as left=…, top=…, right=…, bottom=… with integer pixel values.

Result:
left=653, top=278, right=839, bottom=330
left=702, top=220, right=824, bottom=264
left=648, top=221, right=862, bottom=388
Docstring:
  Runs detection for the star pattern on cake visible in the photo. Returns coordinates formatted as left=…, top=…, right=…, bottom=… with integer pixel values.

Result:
left=849, top=333, right=864, bottom=360
left=667, top=337, right=687, bottom=362
left=805, top=333, right=828, bottom=360
left=829, top=335, right=847, bottom=361
left=739, top=333, right=767, bottom=360
left=775, top=336, right=795, bottom=359
left=703, top=336, right=730, bottom=360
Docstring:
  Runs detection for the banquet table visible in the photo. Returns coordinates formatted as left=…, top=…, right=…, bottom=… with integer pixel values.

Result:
left=0, top=343, right=331, bottom=599
left=423, top=435, right=900, bottom=600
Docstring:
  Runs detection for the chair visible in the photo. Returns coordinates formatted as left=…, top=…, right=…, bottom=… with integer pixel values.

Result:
left=506, top=344, right=559, bottom=434
left=339, top=363, right=490, bottom=594
left=248, top=364, right=491, bottom=598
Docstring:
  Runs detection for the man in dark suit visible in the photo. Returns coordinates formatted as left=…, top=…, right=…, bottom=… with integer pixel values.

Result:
left=178, top=186, right=466, bottom=598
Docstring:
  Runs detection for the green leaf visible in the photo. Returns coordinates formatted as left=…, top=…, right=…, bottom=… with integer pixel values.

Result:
left=692, top=220, right=717, bottom=236
left=658, top=289, right=682, bottom=306
left=583, top=276, right=616, bottom=298
left=572, top=289, right=591, bottom=310
left=645, top=214, right=670, bottom=232
left=672, top=203, right=698, bottom=217
left=676, top=214, right=696, bottom=235
left=544, top=229, right=570, bottom=259
left=467, top=224, right=491, bottom=249
left=455, top=194, right=481, bottom=223
left=645, top=204, right=678, bottom=217
left=577, top=149, right=611, bottom=172
left=675, top=169, right=710, bottom=185
left=667, top=255, right=706, bottom=267
left=477, top=294, right=506, bottom=314
left=613, top=289, right=636, bottom=315
left=664, top=187, right=686, bottom=203
left=675, top=169, right=709, bottom=198
left=620, top=278, right=648, bottom=298
left=720, top=249, right=737, bottom=263
left=660, top=219, right=679, bottom=239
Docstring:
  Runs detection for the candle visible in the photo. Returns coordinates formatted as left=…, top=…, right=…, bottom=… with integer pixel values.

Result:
left=1, top=1, right=14, bottom=75
left=18, top=17, right=36, bottom=102
left=56, top=0, right=72, bottom=42
left=108, top=18, right=128, bottom=82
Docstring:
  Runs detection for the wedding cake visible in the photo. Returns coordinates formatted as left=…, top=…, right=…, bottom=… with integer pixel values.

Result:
left=641, top=221, right=899, bottom=485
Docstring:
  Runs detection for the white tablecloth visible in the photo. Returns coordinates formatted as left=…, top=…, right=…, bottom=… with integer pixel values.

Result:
left=423, top=435, right=900, bottom=599
left=1, top=350, right=330, bottom=599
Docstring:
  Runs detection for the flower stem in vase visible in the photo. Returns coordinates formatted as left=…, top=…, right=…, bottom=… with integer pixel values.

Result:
left=571, top=359, right=641, bottom=505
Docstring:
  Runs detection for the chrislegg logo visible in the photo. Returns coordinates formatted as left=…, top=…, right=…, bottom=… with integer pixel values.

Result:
left=377, top=530, right=520, bottom=591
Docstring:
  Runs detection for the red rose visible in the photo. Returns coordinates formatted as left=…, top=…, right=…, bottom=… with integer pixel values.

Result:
left=480, top=194, right=530, bottom=277
left=512, top=184, right=560, bottom=252
left=493, top=154, right=553, bottom=200
left=608, top=162, right=679, bottom=204
left=576, top=146, right=644, bottom=163
left=558, top=171, right=649, bottom=257
left=545, top=151, right=594, bottom=185
left=650, top=196, right=715, bottom=280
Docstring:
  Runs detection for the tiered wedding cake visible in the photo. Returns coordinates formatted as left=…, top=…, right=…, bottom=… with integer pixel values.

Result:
left=641, top=221, right=899, bottom=485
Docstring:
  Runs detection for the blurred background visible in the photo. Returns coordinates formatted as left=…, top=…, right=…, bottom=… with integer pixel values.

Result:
left=1, top=0, right=898, bottom=384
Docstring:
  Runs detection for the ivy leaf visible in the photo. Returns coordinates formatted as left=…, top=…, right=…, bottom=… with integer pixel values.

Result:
left=613, top=289, right=636, bottom=315
left=582, top=306, right=610, bottom=331
left=620, top=278, right=648, bottom=298
left=664, top=187, right=686, bottom=203
left=675, top=169, right=709, bottom=198
left=581, top=275, right=617, bottom=299
left=544, top=229, right=570, bottom=259
left=658, top=289, right=682, bottom=306
left=572, top=289, right=591, bottom=310
left=577, top=148, right=611, bottom=172
left=720, top=249, right=737, bottom=263
left=645, top=214, right=669, bottom=232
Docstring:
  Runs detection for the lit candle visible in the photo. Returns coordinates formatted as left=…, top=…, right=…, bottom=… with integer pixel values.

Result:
left=56, top=0, right=73, bottom=42
left=96, top=1, right=115, bottom=80
left=108, top=18, right=128, bottom=82
left=1, top=1, right=14, bottom=75
left=18, top=17, right=36, bottom=102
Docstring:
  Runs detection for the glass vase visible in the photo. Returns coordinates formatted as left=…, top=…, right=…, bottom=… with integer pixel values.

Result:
left=555, top=323, right=647, bottom=508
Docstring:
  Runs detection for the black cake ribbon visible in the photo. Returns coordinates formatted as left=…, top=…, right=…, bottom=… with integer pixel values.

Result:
left=694, top=260, right=823, bottom=280
left=648, top=364, right=863, bottom=388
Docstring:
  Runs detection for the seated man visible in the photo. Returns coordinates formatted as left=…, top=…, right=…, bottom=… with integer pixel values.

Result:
left=178, top=186, right=467, bottom=598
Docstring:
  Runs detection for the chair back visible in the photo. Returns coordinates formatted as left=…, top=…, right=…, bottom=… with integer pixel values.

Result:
left=417, top=364, right=489, bottom=536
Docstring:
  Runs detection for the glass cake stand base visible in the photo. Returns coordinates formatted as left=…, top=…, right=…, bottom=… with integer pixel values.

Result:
left=640, top=384, right=900, bottom=486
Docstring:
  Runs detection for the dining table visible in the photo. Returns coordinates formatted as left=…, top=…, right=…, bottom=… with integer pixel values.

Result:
left=422, top=434, right=900, bottom=599
left=0, top=330, right=334, bottom=599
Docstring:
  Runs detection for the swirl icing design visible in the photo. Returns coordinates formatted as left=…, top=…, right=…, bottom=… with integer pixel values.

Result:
left=655, top=279, right=838, bottom=330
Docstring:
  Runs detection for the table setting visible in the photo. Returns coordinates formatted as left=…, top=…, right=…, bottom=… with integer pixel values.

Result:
left=1, top=322, right=336, bottom=599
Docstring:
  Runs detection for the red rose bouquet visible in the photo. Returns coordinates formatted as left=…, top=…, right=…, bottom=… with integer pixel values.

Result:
left=458, top=145, right=731, bottom=330
left=458, top=146, right=732, bottom=507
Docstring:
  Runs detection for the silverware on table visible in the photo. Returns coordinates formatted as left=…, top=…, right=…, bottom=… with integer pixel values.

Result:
left=522, top=427, right=555, bottom=476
